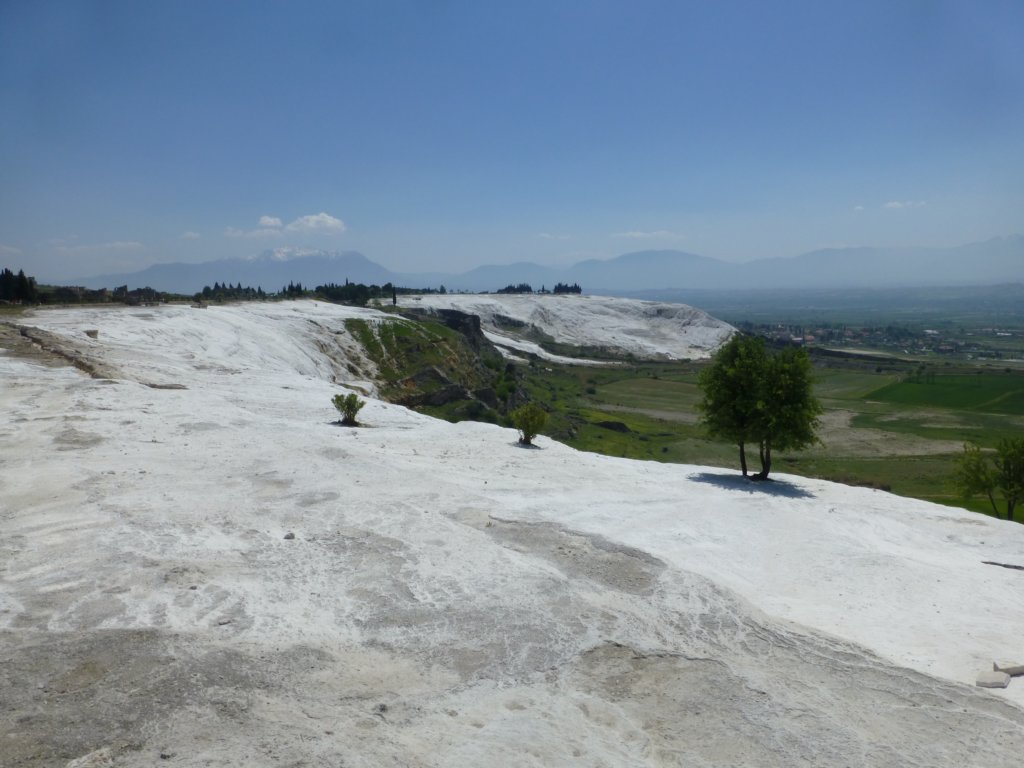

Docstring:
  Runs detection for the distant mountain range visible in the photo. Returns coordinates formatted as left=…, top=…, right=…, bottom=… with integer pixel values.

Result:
left=74, top=236, right=1024, bottom=295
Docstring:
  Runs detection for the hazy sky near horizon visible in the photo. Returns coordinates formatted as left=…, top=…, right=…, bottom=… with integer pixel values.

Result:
left=2, top=0, right=1022, bottom=281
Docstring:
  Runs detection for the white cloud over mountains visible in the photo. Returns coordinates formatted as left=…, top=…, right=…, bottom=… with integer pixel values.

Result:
left=611, top=230, right=683, bottom=240
left=226, top=212, right=346, bottom=238
left=285, top=212, right=345, bottom=233
left=883, top=200, right=926, bottom=209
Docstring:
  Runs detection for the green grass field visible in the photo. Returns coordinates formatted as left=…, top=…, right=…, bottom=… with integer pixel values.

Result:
left=864, top=373, right=1024, bottom=415
left=814, top=370, right=901, bottom=399
left=594, top=376, right=703, bottom=412
left=849, top=410, right=1021, bottom=447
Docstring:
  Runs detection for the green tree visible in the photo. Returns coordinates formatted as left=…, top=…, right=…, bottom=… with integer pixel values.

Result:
left=755, top=346, right=823, bottom=479
left=15, top=269, right=37, bottom=303
left=955, top=439, right=1024, bottom=521
left=954, top=442, right=997, bottom=514
left=698, top=335, right=821, bottom=480
left=697, top=335, right=769, bottom=477
left=995, top=439, right=1024, bottom=522
left=511, top=403, right=547, bottom=446
left=0, top=268, right=37, bottom=303
left=332, top=393, right=366, bottom=426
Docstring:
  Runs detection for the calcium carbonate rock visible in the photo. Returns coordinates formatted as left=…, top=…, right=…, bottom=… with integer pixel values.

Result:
left=976, top=671, right=1011, bottom=689
left=993, top=661, right=1024, bottom=676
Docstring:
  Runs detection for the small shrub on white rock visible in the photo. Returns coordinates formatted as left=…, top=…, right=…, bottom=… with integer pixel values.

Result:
left=332, top=393, right=366, bottom=426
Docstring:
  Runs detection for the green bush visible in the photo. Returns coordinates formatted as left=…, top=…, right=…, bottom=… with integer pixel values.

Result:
left=512, top=403, right=547, bottom=446
left=954, top=439, right=1024, bottom=522
left=332, top=393, right=366, bottom=426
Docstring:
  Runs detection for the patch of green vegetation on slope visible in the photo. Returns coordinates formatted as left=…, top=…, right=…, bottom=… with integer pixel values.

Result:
left=511, top=360, right=730, bottom=464
left=595, top=376, right=703, bottom=412
left=779, top=454, right=958, bottom=502
left=344, top=315, right=514, bottom=422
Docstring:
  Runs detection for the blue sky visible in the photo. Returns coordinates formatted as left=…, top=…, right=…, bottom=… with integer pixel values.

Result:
left=2, top=0, right=1022, bottom=281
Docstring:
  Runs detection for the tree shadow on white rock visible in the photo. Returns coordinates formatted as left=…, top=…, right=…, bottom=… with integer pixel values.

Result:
left=689, top=471, right=815, bottom=499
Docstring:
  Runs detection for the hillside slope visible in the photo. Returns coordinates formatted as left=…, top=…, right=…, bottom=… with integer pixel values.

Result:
left=2, top=301, right=1023, bottom=766
left=398, top=293, right=735, bottom=361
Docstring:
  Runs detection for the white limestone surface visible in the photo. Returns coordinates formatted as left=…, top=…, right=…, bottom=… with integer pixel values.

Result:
left=2, top=300, right=1023, bottom=767
left=398, top=293, right=735, bottom=360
